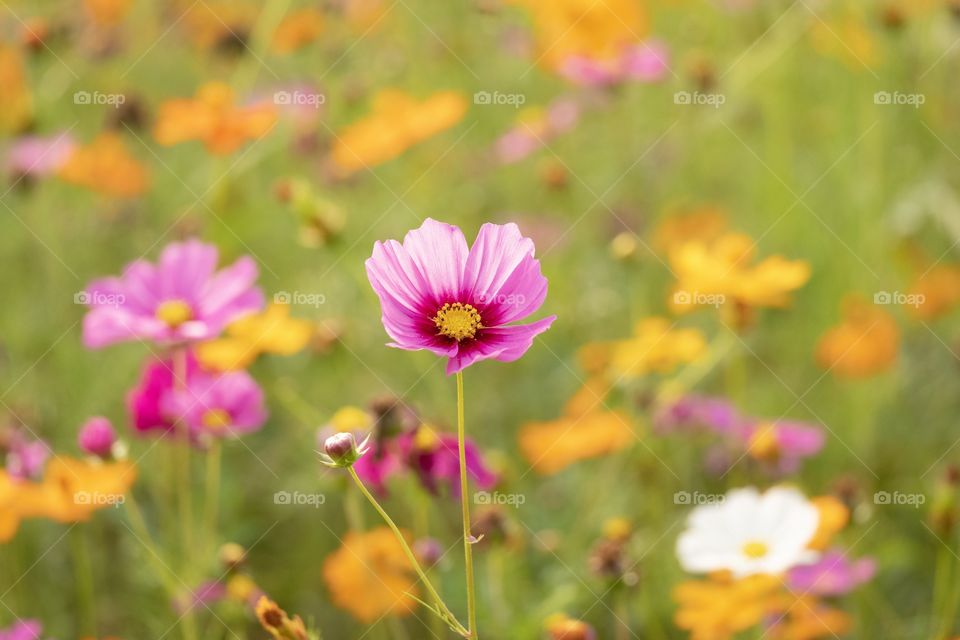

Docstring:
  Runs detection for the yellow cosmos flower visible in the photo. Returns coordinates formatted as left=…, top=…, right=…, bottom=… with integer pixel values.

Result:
left=607, top=318, right=707, bottom=380
left=272, top=8, right=325, bottom=54
left=766, top=594, right=851, bottom=640
left=178, top=1, right=258, bottom=50
left=653, top=206, right=729, bottom=254
left=0, top=45, right=30, bottom=135
left=519, top=380, right=636, bottom=475
left=669, top=232, right=811, bottom=315
left=1, top=458, right=137, bottom=542
left=673, top=573, right=782, bottom=640
left=58, top=133, right=150, bottom=198
left=331, top=89, right=467, bottom=175
left=809, top=10, right=880, bottom=70
left=815, top=295, right=899, bottom=378
left=83, top=0, right=134, bottom=27
left=196, top=303, right=313, bottom=372
left=807, top=495, right=849, bottom=551
left=907, top=264, right=960, bottom=320
left=322, top=527, right=419, bottom=623
left=511, top=0, right=649, bottom=70
left=154, top=82, right=277, bottom=155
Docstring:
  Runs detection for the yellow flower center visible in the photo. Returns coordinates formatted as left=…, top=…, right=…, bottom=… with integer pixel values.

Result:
left=748, top=423, right=780, bottom=461
left=413, top=423, right=441, bottom=451
left=433, top=302, right=482, bottom=341
left=202, top=409, right=232, bottom=431
left=156, top=300, right=193, bottom=328
left=742, top=541, right=769, bottom=559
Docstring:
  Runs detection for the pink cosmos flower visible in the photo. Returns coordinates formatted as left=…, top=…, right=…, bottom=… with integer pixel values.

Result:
left=4, top=432, right=49, bottom=480
left=786, top=550, right=876, bottom=596
left=82, top=239, right=264, bottom=349
left=5, top=133, right=75, bottom=178
left=351, top=428, right=497, bottom=497
left=128, top=353, right=266, bottom=441
left=559, top=41, right=670, bottom=87
left=495, top=99, right=580, bottom=164
left=0, top=620, right=42, bottom=640
left=366, top=219, right=556, bottom=375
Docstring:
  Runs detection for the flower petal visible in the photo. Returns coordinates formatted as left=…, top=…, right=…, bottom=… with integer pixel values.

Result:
left=445, top=315, right=555, bottom=374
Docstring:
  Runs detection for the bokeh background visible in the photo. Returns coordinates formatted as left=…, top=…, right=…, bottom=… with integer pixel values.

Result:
left=2, top=0, right=960, bottom=638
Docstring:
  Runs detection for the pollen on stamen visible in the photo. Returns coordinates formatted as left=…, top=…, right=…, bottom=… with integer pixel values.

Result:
left=433, top=302, right=482, bottom=341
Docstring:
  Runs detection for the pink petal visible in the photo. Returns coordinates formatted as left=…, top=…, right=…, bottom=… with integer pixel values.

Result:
left=446, top=315, right=555, bottom=374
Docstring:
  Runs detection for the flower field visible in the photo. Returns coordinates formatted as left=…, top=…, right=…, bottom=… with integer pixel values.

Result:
left=1, top=0, right=960, bottom=638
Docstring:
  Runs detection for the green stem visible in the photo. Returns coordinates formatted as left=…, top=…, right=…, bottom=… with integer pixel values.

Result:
left=204, top=440, right=222, bottom=559
left=456, top=371, right=478, bottom=640
left=346, top=467, right=469, bottom=637
left=70, top=527, right=97, bottom=635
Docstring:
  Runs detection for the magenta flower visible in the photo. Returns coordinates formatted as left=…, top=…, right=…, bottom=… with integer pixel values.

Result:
left=787, top=550, right=876, bottom=596
left=0, top=621, right=42, bottom=640
left=4, top=432, right=49, bottom=480
left=77, top=416, right=117, bottom=457
left=82, top=239, right=264, bottom=349
left=128, top=353, right=266, bottom=441
left=366, top=219, right=556, bottom=375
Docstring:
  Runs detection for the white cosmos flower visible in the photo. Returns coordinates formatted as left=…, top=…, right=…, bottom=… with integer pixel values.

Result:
left=676, top=486, right=820, bottom=578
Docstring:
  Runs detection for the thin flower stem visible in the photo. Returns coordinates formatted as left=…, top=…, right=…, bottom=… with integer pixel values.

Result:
left=204, top=440, right=222, bottom=558
left=456, top=371, right=478, bottom=640
left=172, top=347, right=194, bottom=559
left=346, top=467, right=470, bottom=637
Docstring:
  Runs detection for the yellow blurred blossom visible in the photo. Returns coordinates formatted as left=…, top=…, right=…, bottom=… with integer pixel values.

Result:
left=545, top=613, right=596, bottom=639
left=154, top=82, right=277, bottom=155
left=766, top=594, right=851, bottom=640
left=669, top=232, right=811, bottom=315
left=322, top=527, right=419, bottom=622
left=0, top=45, right=32, bottom=135
left=58, top=133, right=150, bottom=198
left=255, top=596, right=309, bottom=640
left=653, top=206, right=729, bottom=254
left=83, top=0, right=134, bottom=27
left=807, top=495, right=849, bottom=551
left=815, top=295, right=898, bottom=378
left=178, top=1, right=257, bottom=50
left=511, top=0, right=649, bottom=70
left=272, top=8, right=325, bottom=54
left=1, top=458, right=137, bottom=542
left=809, top=11, right=880, bottom=71
left=327, top=406, right=374, bottom=433
left=673, top=573, right=782, bottom=640
left=196, top=303, right=313, bottom=372
left=331, top=89, right=468, bottom=175
left=607, top=318, right=707, bottom=380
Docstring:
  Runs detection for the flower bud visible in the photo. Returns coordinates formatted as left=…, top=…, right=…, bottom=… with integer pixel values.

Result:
left=319, top=432, right=370, bottom=468
left=546, top=614, right=596, bottom=640
left=78, top=416, right=116, bottom=458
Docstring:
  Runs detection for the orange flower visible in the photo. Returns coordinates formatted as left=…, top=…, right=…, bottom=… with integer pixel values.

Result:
left=272, top=8, right=325, bottom=54
left=154, top=82, right=277, bottom=155
left=807, top=495, right=849, bottom=551
left=606, top=318, right=706, bottom=380
left=83, top=0, right=134, bottom=27
left=815, top=295, right=898, bottom=378
left=196, top=303, right=314, bottom=372
left=58, top=133, right=150, bottom=197
left=1, top=458, right=137, bottom=542
left=673, top=574, right=782, bottom=640
left=519, top=380, right=636, bottom=475
left=0, top=44, right=31, bottom=135
left=178, top=1, right=257, bottom=50
left=653, top=206, right=729, bottom=254
left=511, top=0, right=649, bottom=70
left=809, top=10, right=879, bottom=70
left=322, top=527, right=419, bottom=622
left=331, top=89, right=467, bottom=175
left=907, top=264, right=960, bottom=320
left=766, top=594, right=851, bottom=640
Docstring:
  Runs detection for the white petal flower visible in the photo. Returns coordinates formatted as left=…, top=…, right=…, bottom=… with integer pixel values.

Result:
left=676, top=486, right=820, bottom=578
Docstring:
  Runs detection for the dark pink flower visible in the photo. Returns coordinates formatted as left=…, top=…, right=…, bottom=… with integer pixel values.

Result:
left=4, top=432, right=49, bottom=480
left=77, top=416, right=116, bottom=457
left=0, top=620, right=42, bottom=640
left=559, top=41, right=670, bottom=87
left=366, top=219, right=555, bottom=375
left=128, top=353, right=266, bottom=441
left=82, top=239, right=263, bottom=348
left=787, top=550, right=876, bottom=596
